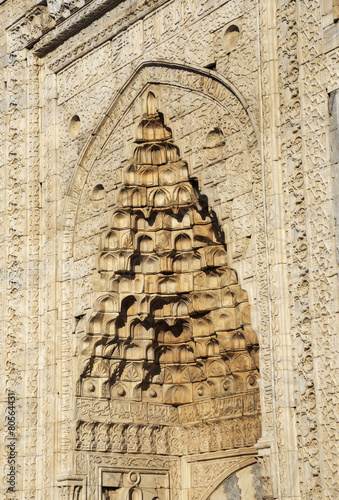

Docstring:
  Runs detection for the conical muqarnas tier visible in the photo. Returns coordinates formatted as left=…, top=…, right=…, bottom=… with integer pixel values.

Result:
left=79, top=92, right=259, bottom=408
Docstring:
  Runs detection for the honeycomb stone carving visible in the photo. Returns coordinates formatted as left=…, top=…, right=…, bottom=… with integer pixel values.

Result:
left=78, top=92, right=259, bottom=410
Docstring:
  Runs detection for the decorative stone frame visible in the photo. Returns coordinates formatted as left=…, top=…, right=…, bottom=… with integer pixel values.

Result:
left=58, top=60, right=272, bottom=496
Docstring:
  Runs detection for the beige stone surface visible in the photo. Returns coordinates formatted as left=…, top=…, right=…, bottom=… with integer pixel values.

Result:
left=0, top=0, right=338, bottom=498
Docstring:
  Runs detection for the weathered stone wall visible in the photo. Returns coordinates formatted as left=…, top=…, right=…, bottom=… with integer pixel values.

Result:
left=0, top=0, right=338, bottom=499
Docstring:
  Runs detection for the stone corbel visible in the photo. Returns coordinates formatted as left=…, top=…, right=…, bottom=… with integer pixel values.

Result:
left=255, top=435, right=276, bottom=499
left=57, top=476, right=86, bottom=500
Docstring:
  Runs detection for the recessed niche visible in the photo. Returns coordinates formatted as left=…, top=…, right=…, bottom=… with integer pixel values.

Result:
left=90, top=184, right=106, bottom=210
left=203, top=128, right=226, bottom=159
left=223, top=24, right=241, bottom=53
left=69, top=115, right=81, bottom=137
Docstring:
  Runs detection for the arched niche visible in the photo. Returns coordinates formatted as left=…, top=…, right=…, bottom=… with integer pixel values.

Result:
left=66, top=62, right=261, bottom=297
left=58, top=62, right=271, bottom=495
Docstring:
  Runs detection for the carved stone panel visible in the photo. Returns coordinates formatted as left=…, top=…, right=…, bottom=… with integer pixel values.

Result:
left=2, top=0, right=338, bottom=496
left=69, top=92, right=262, bottom=498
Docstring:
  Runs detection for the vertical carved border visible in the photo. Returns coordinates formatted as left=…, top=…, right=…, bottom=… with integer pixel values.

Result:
left=299, top=0, right=339, bottom=496
left=39, top=65, right=60, bottom=498
left=272, top=0, right=327, bottom=497
left=257, top=0, right=302, bottom=498
left=1, top=42, right=27, bottom=499
left=23, top=51, right=41, bottom=500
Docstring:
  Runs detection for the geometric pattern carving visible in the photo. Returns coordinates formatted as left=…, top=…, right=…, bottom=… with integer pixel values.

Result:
left=79, top=92, right=259, bottom=408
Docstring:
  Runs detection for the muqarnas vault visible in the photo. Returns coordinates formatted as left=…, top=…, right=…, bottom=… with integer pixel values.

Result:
left=73, top=93, right=262, bottom=499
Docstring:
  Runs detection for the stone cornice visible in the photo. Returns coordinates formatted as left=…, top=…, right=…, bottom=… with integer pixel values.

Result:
left=46, top=0, right=168, bottom=71
left=6, top=6, right=56, bottom=53
left=6, top=0, right=167, bottom=59
left=34, top=0, right=124, bottom=56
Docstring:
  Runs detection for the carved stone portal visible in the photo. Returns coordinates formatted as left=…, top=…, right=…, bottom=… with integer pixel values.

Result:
left=75, top=92, right=261, bottom=497
left=102, top=469, right=169, bottom=500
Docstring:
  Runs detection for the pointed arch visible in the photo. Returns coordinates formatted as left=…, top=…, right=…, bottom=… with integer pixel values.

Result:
left=62, top=60, right=258, bottom=235
left=69, top=63, right=263, bottom=473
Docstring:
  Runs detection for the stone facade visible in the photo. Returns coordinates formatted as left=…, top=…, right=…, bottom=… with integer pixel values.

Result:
left=0, top=0, right=338, bottom=499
